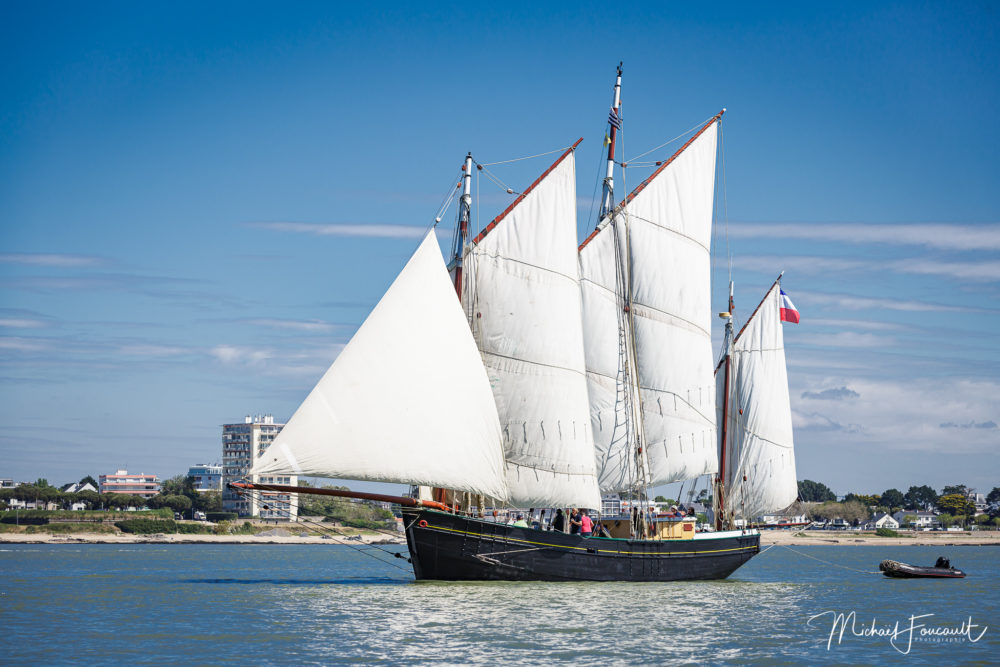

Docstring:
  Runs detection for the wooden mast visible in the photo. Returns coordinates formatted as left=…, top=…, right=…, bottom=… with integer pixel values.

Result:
left=716, top=282, right=734, bottom=530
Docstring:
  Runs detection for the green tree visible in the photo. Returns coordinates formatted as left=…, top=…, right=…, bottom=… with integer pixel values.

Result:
left=904, top=485, right=937, bottom=510
left=902, top=514, right=916, bottom=528
left=77, top=490, right=100, bottom=509
left=160, top=474, right=196, bottom=497
left=798, top=480, right=836, bottom=503
left=986, top=487, right=1000, bottom=506
left=79, top=475, right=99, bottom=489
left=942, top=484, right=968, bottom=497
left=192, top=490, right=222, bottom=513
left=103, top=493, right=134, bottom=510
left=844, top=493, right=880, bottom=507
left=654, top=495, right=668, bottom=503
left=880, top=489, right=905, bottom=511
left=937, top=513, right=954, bottom=529
left=147, top=494, right=192, bottom=514
left=937, top=493, right=975, bottom=517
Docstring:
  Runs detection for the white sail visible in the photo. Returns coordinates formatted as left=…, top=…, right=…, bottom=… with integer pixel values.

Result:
left=464, top=151, right=603, bottom=509
left=250, top=231, right=509, bottom=501
left=579, top=222, right=643, bottom=492
left=719, top=283, right=798, bottom=519
left=581, top=120, right=720, bottom=490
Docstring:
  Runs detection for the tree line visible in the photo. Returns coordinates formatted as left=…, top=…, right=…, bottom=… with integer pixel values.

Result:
left=0, top=475, right=221, bottom=516
left=797, top=480, right=1000, bottom=528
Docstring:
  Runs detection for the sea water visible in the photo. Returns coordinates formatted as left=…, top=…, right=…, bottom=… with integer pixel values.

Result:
left=1, top=543, right=996, bottom=665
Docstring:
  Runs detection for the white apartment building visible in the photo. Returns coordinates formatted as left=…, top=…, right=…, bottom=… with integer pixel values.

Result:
left=221, top=414, right=298, bottom=520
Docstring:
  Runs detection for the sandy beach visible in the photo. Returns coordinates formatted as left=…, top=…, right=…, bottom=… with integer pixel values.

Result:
left=759, top=529, right=1000, bottom=547
left=3, top=529, right=997, bottom=547
left=0, top=530, right=405, bottom=546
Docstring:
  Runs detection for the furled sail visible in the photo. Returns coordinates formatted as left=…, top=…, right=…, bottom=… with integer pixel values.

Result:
left=718, top=282, right=798, bottom=519
left=250, top=231, right=509, bottom=501
left=464, top=149, right=603, bottom=509
left=581, top=117, right=721, bottom=490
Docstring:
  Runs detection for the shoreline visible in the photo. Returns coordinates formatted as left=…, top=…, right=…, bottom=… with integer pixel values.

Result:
left=2, top=530, right=998, bottom=547
left=759, top=529, right=1000, bottom=547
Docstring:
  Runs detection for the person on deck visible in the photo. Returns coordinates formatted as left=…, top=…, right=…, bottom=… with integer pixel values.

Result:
left=580, top=509, right=593, bottom=537
left=551, top=508, right=566, bottom=532
left=569, top=508, right=582, bottom=534
left=512, top=514, right=529, bottom=528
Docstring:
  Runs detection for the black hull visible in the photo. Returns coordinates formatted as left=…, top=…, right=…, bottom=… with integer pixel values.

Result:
left=402, top=508, right=760, bottom=582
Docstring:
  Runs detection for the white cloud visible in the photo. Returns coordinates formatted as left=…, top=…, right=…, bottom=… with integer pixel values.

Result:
left=0, top=337, right=49, bottom=352
left=0, top=253, right=103, bottom=267
left=119, top=344, right=188, bottom=357
left=727, top=222, right=1000, bottom=251
left=798, top=290, right=971, bottom=313
left=210, top=344, right=272, bottom=366
left=247, top=318, right=337, bottom=333
left=805, top=318, right=904, bottom=331
left=791, top=376, right=1000, bottom=456
left=735, top=254, right=1000, bottom=283
left=0, top=318, right=47, bottom=329
left=811, top=332, right=892, bottom=348
left=891, top=258, right=1000, bottom=282
left=251, top=222, right=428, bottom=239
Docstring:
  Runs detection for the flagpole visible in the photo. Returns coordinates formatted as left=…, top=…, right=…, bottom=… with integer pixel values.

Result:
left=599, top=62, right=623, bottom=220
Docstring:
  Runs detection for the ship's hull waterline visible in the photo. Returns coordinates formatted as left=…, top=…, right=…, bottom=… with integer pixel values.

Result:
left=403, top=508, right=760, bottom=582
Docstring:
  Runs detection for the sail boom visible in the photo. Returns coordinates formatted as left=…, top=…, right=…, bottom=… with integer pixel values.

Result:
left=229, top=481, right=452, bottom=511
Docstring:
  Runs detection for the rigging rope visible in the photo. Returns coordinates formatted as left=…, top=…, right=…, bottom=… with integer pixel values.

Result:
left=769, top=543, right=881, bottom=575
left=231, top=484, right=412, bottom=572
left=625, top=114, right=720, bottom=163
left=479, top=144, right=577, bottom=166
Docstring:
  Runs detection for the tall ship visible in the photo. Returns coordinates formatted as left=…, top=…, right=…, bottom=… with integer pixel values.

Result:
left=233, top=65, right=799, bottom=581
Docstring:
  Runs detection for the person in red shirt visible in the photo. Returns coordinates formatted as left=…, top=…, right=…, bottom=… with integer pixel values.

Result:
left=580, top=509, right=593, bottom=537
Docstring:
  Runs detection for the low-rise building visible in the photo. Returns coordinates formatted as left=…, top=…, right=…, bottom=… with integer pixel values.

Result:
left=60, top=482, right=98, bottom=494
left=892, top=510, right=939, bottom=529
left=187, top=464, right=223, bottom=492
left=99, top=470, right=160, bottom=498
left=864, top=512, right=900, bottom=530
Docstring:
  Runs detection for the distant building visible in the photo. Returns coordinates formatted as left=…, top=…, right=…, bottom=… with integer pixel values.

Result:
left=892, top=510, right=939, bottom=529
left=60, top=482, right=98, bottom=494
left=99, top=470, right=160, bottom=498
left=0, top=479, right=16, bottom=489
left=187, top=464, right=223, bottom=492
left=864, top=512, right=900, bottom=530
left=221, top=414, right=297, bottom=521
left=967, top=490, right=987, bottom=515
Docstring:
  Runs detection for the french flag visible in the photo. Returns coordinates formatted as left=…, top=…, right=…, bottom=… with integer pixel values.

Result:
left=779, top=289, right=800, bottom=323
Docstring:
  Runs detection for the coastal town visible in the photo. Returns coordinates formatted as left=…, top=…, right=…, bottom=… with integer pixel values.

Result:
left=2, top=414, right=997, bottom=545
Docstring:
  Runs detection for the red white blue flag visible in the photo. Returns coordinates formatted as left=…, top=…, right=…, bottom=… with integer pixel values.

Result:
left=779, top=288, right=800, bottom=323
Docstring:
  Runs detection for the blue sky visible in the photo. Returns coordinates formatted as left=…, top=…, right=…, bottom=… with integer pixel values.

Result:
left=1, top=2, right=997, bottom=499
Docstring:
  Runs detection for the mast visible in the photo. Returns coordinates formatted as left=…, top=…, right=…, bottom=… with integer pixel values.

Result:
left=436, top=153, right=475, bottom=509
left=599, top=62, right=623, bottom=220
left=449, top=153, right=474, bottom=297
left=715, top=281, right=734, bottom=530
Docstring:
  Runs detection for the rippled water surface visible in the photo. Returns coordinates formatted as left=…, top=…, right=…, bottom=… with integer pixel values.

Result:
left=1, top=543, right=997, bottom=664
